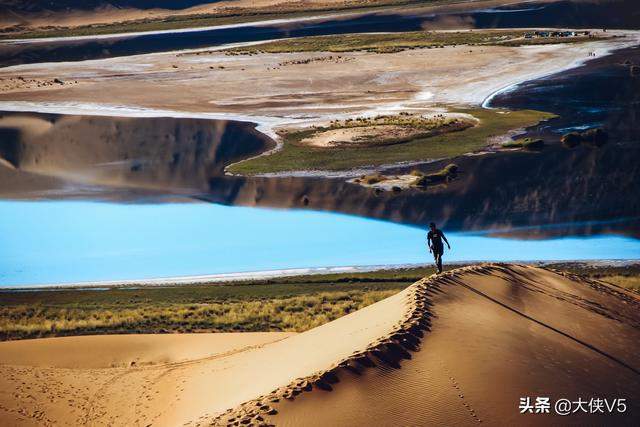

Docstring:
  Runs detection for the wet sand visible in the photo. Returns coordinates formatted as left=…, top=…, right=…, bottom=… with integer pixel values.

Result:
left=1, top=264, right=638, bottom=425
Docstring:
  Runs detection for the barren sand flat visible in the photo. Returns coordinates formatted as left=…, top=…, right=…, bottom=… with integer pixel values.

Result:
left=0, top=332, right=294, bottom=425
left=2, top=265, right=639, bottom=426
left=1, top=31, right=637, bottom=135
left=0, top=333, right=295, bottom=369
left=0, top=288, right=409, bottom=426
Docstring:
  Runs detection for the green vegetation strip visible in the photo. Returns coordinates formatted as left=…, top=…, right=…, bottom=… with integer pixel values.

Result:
left=0, top=266, right=437, bottom=341
left=2, top=263, right=636, bottom=341
left=225, top=30, right=600, bottom=55
left=229, top=108, right=556, bottom=174
left=546, top=263, right=640, bottom=294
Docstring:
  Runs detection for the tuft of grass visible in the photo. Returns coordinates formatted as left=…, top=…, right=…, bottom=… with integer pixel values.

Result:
left=359, top=173, right=387, bottom=185
left=413, top=163, right=458, bottom=187
left=502, top=137, right=545, bottom=151
left=229, top=108, right=556, bottom=174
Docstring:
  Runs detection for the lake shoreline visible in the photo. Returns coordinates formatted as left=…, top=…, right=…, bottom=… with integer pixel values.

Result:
left=2, top=259, right=639, bottom=292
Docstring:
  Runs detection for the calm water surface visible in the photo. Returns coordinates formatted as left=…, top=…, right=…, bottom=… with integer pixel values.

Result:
left=1, top=201, right=638, bottom=287
left=2, top=0, right=638, bottom=67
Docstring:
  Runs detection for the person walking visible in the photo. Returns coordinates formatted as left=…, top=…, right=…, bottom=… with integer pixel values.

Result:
left=427, top=222, right=451, bottom=274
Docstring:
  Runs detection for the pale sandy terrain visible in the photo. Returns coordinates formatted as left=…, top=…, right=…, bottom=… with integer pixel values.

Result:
left=1, top=30, right=637, bottom=139
left=301, top=125, right=409, bottom=147
left=298, top=113, right=474, bottom=147
left=0, top=333, right=295, bottom=369
left=1, top=264, right=638, bottom=426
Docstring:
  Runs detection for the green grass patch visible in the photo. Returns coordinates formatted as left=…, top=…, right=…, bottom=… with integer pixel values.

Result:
left=502, top=137, right=545, bottom=151
left=0, top=266, right=440, bottom=340
left=498, top=36, right=604, bottom=47
left=225, top=30, right=603, bottom=55
left=545, top=262, right=640, bottom=294
left=229, top=108, right=556, bottom=174
left=3, top=262, right=632, bottom=341
left=327, top=113, right=461, bottom=130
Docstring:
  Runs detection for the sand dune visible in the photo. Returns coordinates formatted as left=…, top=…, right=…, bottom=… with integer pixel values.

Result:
left=1, top=264, right=639, bottom=426
left=0, top=333, right=295, bottom=369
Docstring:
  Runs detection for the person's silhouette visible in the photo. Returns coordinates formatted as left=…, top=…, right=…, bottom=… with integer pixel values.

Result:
left=427, top=222, right=451, bottom=274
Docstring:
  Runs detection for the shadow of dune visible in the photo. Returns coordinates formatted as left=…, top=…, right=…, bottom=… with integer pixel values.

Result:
left=242, top=264, right=640, bottom=427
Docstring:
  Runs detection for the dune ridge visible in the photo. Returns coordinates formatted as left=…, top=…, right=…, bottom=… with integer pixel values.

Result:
left=213, top=263, right=640, bottom=426
left=210, top=264, right=440, bottom=425
left=1, top=263, right=639, bottom=426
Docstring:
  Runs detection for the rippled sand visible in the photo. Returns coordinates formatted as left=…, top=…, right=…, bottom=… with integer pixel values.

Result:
left=1, top=264, right=638, bottom=426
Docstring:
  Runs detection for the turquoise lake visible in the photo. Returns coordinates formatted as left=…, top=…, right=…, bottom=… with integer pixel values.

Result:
left=1, top=201, right=639, bottom=287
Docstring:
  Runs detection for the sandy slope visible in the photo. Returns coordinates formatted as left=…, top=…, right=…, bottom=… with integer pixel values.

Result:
left=0, top=333, right=295, bottom=369
left=1, top=264, right=639, bottom=426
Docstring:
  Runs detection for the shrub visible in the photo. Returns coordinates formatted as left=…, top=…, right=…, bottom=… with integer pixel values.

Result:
left=503, top=138, right=544, bottom=150
left=443, top=163, right=459, bottom=174
left=502, top=141, right=523, bottom=148
left=413, top=163, right=459, bottom=187
left=361, top=173, right=387, bottom=185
